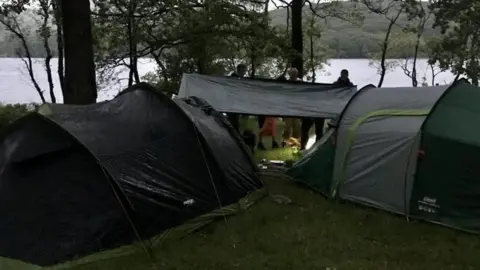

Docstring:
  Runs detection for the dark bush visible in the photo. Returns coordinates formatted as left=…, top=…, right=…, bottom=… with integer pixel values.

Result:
left=0, top=103, right=39, bottom=131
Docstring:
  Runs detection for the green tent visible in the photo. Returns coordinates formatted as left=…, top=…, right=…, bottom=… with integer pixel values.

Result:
left=288, top=79, right=480, bottom=233
left=288, top=127, right=336, bottom=195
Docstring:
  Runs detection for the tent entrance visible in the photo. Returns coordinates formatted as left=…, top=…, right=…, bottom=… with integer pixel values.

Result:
left=410, top=82, right=480, bottom=232
left=332, top=110, right=429, bottom=197
left=287, top=128, right=336, bottom=196
left=331, top=110, right=429, bottom=215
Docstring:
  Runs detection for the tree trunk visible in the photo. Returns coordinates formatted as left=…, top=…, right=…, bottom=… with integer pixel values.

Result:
left=377, top=26, right=391, bottom=87
left=411, top=33, right=420, bottom=87
left=430, top=64, right=436, bottom=86
left=309, top=15, right=316, bottom=83
left=60, top=0, right=97, bottom=104
left=291, top=0, right=303, bottom=77
left=52, top=0, right=64, bottom=94
left=127, top=1, right=140, bottom=86
left=411, top=15, right=428, bottom=87
left=468, top=33, right=479, bottom=86
left=250, top=47, right=256, bottom=78
left=378, top=8, right=403, bottom=87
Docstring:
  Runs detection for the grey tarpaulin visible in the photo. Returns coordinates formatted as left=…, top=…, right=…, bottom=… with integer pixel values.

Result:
left=178, top=73, right=357, bottom=118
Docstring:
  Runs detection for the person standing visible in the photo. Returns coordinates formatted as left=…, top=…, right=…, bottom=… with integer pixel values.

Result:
left=282, top=68, right=302, bottom=147
left=300, top=117, right=325, bottom=150
left=227, top=64, right=247, bottom=132
left=258, top=117, right=279, bottom=150
left=230, top=63, right=247, bottom=78
left=299, top=69, right=354, bottom=150
left=300, top=68, right=328, bottom=150
left=333, top=69, right=354, bottom=87
left=257, top=75, right=285, bottom=150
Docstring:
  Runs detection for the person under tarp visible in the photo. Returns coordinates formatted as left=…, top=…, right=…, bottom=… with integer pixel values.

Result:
left=282, top=68, right=302, bottom=147
left=257, top=74, right=285, bottom=150
left=258, top=117, right=278, bottom=149
left=300, top=69, right=355, bottom=150
left=227, top=63, right=248, bottom=132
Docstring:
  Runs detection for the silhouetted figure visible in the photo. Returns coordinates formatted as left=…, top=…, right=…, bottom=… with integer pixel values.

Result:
left=242, top=129, right=256, bottom=153
left=300, top=69, right=353, bottom=150
left=282, top=68, right=302, bottom=147
left=333, top=69, right=354, bottom=87
left=257, top=75, right=285, bottom=150
left=300, top=118, right=325, bottom=150
left=230, top=63, right=247, bottom=78
left=227, top=64, right=248, bottom=132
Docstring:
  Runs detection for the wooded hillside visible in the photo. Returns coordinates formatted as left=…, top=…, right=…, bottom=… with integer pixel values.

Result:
left=0, top=2, right=437, bottom=58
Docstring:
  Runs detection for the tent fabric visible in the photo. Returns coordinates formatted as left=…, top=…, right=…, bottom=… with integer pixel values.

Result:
left=173, top=96, right=259, bottom=197
left=178, top=73, right=357, bottom=118
left=287, top=127, right=336, bottom=195
left=0, top=187, right=267, bottom=270
left=335, top=110, right=430, bottom=214
left=287, top=81, right=480, bottom=233
left=0, top=83, right=263, bottom=267
left=410, top=81, right=480, bottom=232
left=332, top=85, right=450, bottom=201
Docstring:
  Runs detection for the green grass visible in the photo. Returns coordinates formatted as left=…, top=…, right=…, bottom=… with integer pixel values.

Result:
left=73, top=144, right=480, bottom=270
left=255, top=147, right=298, bottom=161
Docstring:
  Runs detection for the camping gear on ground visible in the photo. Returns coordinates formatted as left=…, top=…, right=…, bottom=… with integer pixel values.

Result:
left=284, top=137, right=301, bottom=148
left=288, top=79, right=480, bottom=233
left=178, top=73, right=357, bottom=118
left=282, top=118, right=301, bottom=143
left=0, top=83, right=264, bottom=268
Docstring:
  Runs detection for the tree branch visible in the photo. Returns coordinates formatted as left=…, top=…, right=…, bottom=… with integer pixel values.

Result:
left=0, top=14, right=47, bottom=103
left=39, top=0, right=56, bottom=103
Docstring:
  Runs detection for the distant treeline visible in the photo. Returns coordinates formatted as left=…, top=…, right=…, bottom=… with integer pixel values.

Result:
left=0, top=4, right=438, bottom=59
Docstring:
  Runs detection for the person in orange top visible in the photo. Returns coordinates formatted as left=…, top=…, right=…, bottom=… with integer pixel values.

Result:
left=258, top=116, right=279, bottom=150
left=282, top=68, right=301, bottom=146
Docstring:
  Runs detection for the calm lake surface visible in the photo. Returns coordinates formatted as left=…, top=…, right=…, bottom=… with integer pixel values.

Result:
left=0, top=58, right=456, bottom=104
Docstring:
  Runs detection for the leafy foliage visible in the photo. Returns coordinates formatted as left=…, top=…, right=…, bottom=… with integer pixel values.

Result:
left=1, top=1, right=435, bottom=59
left=428, top=0, right=480, bottom=85
left=0, top=103, right=38, bottom=130
left=2, top=0, right=480, bottom=102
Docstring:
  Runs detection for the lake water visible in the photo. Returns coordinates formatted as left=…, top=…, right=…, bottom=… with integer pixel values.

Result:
left=0, top=58, right=456, bottom=104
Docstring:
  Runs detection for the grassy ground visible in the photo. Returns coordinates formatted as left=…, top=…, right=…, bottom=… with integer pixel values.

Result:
left=75, top=144, right=480, bottom=270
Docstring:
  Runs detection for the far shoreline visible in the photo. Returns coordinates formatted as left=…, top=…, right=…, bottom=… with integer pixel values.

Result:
left=0, top=56, right=432, bottom=61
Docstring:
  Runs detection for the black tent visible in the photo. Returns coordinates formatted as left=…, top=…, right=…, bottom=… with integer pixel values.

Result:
left=0, top=83, right=263, bottom=267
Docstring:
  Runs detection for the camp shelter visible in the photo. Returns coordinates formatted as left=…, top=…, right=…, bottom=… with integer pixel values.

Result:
left=0, top=83, right=264, bottom=268
left=287, top=83, right=378, bottom=195
left=178, top=73, right=357, bottom=118
left=288, top=79, right=480, bottom=233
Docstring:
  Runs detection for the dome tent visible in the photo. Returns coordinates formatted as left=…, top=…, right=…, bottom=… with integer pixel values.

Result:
left=288, top=79, right=480, bottom=233
left=0, top=83, right=264, bottom=268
